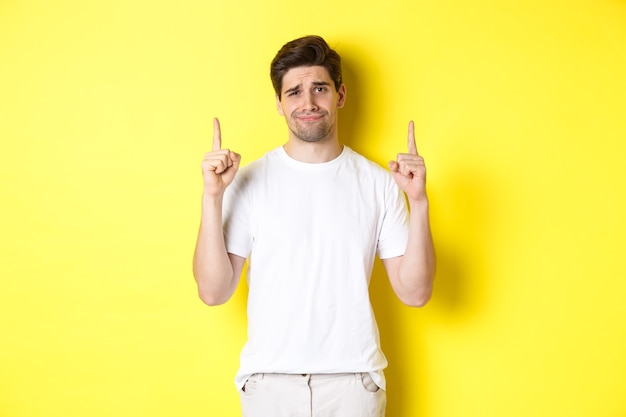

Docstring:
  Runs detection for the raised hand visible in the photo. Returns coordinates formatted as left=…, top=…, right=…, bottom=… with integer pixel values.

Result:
left=201, top=118, right=241, bottom=196
left=388, top=121, right=428, bottom=203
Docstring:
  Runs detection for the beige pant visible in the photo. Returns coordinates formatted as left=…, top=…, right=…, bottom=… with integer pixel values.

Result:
left=239, top=373, right=386, bottom=417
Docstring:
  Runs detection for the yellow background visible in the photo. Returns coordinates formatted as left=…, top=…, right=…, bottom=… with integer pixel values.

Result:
left=1, top=0, right=625, bottom=416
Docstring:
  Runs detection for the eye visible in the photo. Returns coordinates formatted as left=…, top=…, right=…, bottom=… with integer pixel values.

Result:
left=314, top=86, right=327, bottom=93
left=287, top=90, right=300, bottom=97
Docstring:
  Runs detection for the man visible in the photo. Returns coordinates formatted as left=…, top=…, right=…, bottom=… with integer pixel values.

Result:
left=193, top=35, right=435, bottom=417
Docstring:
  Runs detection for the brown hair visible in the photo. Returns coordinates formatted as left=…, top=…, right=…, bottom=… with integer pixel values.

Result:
left=270, top=35, right=343, bottom=99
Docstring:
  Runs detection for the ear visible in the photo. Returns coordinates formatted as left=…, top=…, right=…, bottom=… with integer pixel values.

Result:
left=276, top=94, right=285, bottom=116
left=337, top=84, right=347, bottom=108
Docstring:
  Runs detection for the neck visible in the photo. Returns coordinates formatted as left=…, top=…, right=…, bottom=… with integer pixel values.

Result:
left=283, top=136, right=343, bottom=163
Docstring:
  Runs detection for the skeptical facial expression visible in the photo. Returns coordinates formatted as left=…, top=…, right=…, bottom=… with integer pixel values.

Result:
left=276, top=65, right=346, bottom=143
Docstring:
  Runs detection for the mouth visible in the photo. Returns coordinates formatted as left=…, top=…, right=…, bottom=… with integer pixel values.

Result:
left=295, top=113, right=324, bottom=122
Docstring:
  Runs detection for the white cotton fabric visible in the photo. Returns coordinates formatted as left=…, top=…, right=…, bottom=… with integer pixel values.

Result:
left=222, top=146, right=409, bottom=391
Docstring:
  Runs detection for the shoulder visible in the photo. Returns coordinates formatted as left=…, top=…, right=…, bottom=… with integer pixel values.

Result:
left=238, top=147, right=282, bottom=174
left=343, top=148, right=404, bottom=204
left=343, top=147, right=393, bottom=181
left=230, top=147, right=282, bottom=189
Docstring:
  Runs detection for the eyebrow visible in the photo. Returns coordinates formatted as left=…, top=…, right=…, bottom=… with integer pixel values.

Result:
left=283, top=81, right=331, bottom=95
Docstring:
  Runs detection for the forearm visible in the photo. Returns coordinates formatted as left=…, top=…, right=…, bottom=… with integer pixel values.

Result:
left=192, top=193, right=238, bottom=305
left=396, top=200, right=436, bottom=306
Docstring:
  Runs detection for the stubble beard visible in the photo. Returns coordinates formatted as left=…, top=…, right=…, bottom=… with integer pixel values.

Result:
left=288, top=112, right=335, bottom=143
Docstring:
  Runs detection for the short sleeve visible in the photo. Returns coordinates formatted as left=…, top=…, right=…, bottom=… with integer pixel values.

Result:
left=222, top=169, right=254, bottom=258
left=377, top=180, right=409, bottom=259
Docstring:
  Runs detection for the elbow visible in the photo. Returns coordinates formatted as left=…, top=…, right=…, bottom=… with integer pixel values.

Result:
left=393, top=257, right=436, bottom=308
left=401, top=291, right=432, bottom=308
left=398, top=283, right=433, bottom=308
left=405, top=265, right=436, bottom=307
left=198, top=288, right=230, bottom=306
left=195, top=277, right=234, bottom=306
left=193, top=267, right=236, bottom=306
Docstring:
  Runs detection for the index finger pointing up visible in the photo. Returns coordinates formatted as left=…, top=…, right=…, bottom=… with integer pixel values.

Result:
left=212, top=117, right=222, bottom=151
left=407, top=120, right=418, bottom=155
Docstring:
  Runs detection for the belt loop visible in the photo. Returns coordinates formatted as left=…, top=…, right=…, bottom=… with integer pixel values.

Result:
left=355, top=372, right=362, bottom=381
left=258, top=373, right=265, bottom=380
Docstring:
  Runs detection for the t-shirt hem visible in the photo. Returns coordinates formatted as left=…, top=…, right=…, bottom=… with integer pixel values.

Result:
left=378, top=247, right=407, bottom=260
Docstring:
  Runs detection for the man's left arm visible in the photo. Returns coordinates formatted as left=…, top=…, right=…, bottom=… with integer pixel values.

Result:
left=383, top=120, right=436, bottom=307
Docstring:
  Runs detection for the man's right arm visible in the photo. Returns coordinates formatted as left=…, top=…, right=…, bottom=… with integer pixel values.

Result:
left=192, top=118, right=244, bottom=306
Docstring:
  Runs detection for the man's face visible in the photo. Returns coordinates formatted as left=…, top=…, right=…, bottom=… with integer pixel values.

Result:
left=276, top=65, right=346, bottom=143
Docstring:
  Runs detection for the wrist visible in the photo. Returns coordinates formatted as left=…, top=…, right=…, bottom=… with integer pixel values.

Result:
left=202, top=191, right=224, bottom=208
left=408, top=196, right=429, bottom=211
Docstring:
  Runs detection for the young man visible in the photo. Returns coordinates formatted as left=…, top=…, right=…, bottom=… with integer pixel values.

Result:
left=193, top=35, right=435, bottom=417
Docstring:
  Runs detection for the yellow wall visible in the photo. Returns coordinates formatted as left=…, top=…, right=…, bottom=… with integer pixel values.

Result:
left=1, top=0, right=625, bottom=416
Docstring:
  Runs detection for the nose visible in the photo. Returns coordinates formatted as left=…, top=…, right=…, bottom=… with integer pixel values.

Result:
left=302, top=92, right=319, bottom=112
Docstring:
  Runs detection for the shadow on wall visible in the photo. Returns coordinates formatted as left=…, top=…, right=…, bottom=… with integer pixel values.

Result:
left=370, top=158, right=498, bottom=417
left=369, top=160, right=498, bottom=415
left=430, top=161, right=499, bottom=317
left=338, top=49, right=375, bottom=161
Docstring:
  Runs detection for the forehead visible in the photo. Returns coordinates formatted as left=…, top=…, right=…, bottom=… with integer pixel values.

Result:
left=281, top=65, right=332, bottom=88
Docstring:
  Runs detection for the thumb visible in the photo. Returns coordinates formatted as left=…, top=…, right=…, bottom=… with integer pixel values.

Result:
left=389, top=160, right=411, bottom=188
left=231, top=151, right=242, bottom=170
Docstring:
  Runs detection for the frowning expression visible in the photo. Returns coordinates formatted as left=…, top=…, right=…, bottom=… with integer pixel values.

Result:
left=276, top=65, right=346, bottom=143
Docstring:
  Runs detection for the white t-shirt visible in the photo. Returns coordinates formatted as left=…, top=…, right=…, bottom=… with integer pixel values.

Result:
left=223, top=145, right=409, bottom=391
